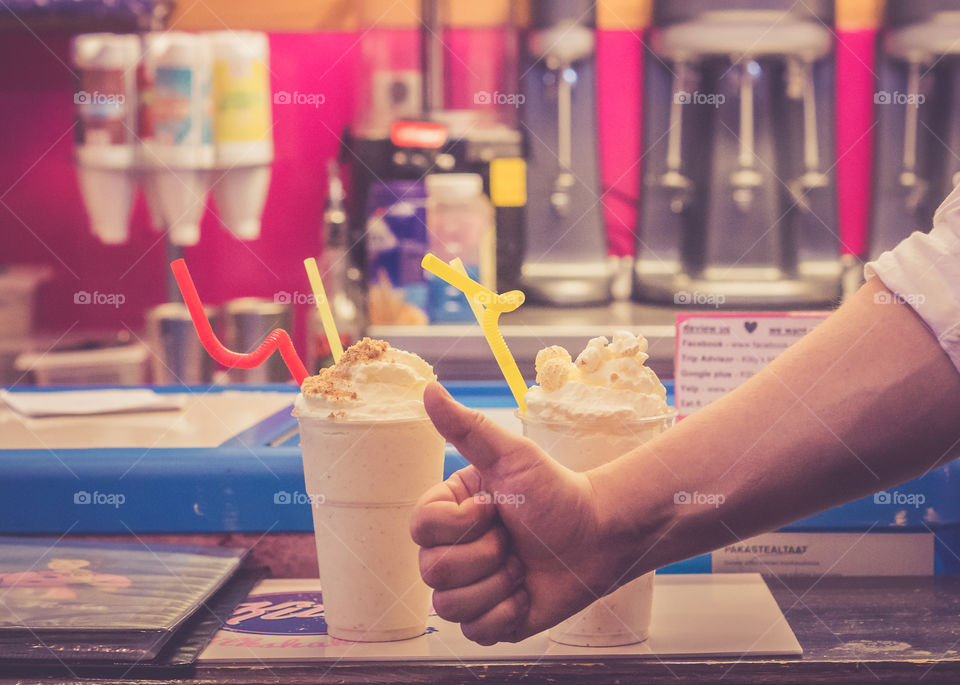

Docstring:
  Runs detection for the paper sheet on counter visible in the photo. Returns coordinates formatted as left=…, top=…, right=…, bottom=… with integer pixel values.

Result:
left=0, top=389, right=187, bottom=418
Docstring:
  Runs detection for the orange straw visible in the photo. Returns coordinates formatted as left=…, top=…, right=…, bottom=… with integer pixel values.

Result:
left=170, top=259, right=309, bottom=386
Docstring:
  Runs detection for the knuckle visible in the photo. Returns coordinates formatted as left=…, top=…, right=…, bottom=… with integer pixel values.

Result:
left=431, top=590, right=455, bottom=620
left=481, top=526, right=510, bottom=565
left=409, top=508, right=428, bottom=545
left=419, top=549, right=448, bottom=588
left=409, top=505, right=439, bottom=547
left=509, top=591, right=528, bottom=621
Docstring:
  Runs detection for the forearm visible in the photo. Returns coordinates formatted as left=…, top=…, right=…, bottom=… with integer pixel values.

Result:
left=592, top=277, right=960, bottom=579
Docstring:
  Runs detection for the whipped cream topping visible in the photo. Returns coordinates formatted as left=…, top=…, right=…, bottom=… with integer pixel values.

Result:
left=293, top=338, right=436, bottom=421
left=525, top=331, right=669, bottom=423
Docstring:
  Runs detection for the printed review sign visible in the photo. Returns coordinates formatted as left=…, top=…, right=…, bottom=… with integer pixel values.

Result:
left=674, top=312, right=829, bottom=418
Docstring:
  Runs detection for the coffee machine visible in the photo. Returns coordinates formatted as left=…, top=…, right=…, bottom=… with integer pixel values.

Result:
left=518, top=0, right=612, bottom=305
left=634, top=0, right=843, bottom=307
left=870, top=1, right=960, bottom=260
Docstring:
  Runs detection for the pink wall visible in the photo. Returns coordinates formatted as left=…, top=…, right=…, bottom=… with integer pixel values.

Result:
left=0, top=32, right=356, bottom=341
left=0, top=27, right=873, bottom=340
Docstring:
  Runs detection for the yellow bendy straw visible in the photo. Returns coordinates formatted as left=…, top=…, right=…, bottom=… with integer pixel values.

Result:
left=303, top=257, right=344, bottom=363
left=422, top=253, right=529, bottom=412
left=449, top=258, right=485, bottom=323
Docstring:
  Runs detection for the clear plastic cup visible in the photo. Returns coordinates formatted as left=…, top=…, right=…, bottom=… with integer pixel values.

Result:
left=520, top=408, right=677, bottom=647
left=296, top=414, right=445, bottom=642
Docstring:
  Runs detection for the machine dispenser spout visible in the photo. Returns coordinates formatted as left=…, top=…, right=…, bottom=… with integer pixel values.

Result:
left=662, top=60, right=693, bottom=214
left=730, top=60, right=764, bottom=212
left=788, top=57, right=829, bottom=211
left=529, top=19, right=596, bottom=218
left=899, top=58, right=928, bottom=213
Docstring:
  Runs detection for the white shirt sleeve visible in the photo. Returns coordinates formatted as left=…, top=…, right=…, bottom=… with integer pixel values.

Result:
left=865, top=183, right=960, bottom=372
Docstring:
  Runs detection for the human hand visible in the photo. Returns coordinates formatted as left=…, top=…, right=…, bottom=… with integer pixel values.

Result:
left=411, top=382, right=620, bottom=645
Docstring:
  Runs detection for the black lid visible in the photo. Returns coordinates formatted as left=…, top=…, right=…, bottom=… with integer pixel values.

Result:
left=530, top=0, right=596, bottom=29
left=885, top=0, right=960, bottom=27
left=653, top=0, right=833, bottom=26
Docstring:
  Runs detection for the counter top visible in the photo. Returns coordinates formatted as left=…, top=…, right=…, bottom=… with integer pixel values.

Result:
left=370, top=301, right=678, bottom=380
left=3, top=575, right=960, bottom=683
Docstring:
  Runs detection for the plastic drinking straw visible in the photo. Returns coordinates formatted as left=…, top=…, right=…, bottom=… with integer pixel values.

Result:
left=303, top=257, right=344, bottom=363
left=170, top=259, right=309, bottom=386
left=422, top=253, right=529, bottom=412
left=450, top=258, right=484, bottom=323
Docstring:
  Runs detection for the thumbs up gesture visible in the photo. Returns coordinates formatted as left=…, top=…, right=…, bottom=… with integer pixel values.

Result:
left=411, top=383, right=624, bottom=645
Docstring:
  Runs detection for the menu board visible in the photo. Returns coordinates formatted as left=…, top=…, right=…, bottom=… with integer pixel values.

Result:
left=674, top=312, right=828, bottom=418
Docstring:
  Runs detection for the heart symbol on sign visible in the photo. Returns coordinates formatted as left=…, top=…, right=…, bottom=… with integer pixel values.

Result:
left=744, top=321, right=758, bottom=334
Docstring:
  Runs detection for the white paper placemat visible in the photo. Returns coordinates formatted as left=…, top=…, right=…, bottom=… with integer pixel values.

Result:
left=0, top=391, right=294, bottom=449
left=199, top=574, right=802, bottom=662
left=0, top=389, right=186, bottom=417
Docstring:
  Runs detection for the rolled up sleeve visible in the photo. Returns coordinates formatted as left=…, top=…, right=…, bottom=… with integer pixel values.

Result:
left=865, top=184, right=960, bottom=373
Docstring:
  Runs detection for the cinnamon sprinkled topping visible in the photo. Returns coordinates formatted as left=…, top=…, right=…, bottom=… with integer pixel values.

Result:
left=301, top=372, right=358, bottom=400
left=339, top=337, right=389, bottom=366
left=300, top=337, right=391, bottom=400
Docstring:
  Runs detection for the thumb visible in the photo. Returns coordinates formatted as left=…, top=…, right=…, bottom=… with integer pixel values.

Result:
left=424, top=382, right=540, bottom=475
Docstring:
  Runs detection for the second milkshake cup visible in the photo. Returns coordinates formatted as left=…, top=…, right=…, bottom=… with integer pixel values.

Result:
left=292, top=338, right=445, bottom=642
left=523, top=331, right=676, bottom=647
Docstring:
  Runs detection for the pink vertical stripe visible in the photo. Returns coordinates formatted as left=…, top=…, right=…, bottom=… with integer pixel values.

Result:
left=597, top=29, right=644, bottom=256
left=835, top=28, right=877, bottom=256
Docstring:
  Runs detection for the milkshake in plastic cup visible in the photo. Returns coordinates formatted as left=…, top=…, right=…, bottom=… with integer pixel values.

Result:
left=292, top=338, right=445, bottom=642
left=521, top=331, right=676, bottom=647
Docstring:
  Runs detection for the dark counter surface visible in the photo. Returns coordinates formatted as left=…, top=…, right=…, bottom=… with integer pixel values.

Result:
left=4, top=570, right=960, bottom=684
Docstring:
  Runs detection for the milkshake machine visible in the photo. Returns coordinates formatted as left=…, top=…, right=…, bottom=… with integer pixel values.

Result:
left=518, top=0, right=612, bottom=305
left=870, top=1, right=960, bottom=259
left=634, top=0, right=843, bottom=307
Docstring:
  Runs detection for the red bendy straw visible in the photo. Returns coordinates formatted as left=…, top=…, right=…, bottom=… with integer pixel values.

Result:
left=170, top=259, right=309, bottom=386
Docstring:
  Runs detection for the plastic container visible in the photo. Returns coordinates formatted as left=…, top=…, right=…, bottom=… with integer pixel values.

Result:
left=71, top=33, right=140, bottom=244
left=294, top=413, right=445, bottom=641
left=145, top=302, right=216, bottom=385
left=14, top=342, right=148, bottom=386
left=520, top=408, right=677, bottom=647
left=0, top=265, right=52, bottom=339
left=365, top=180, right=430, bottom=326
left=139, top=32, right=215, bottom=246
left=221, top=298, right=292, bottom=384
left=424, top=173, right=495, bottom=322
left=209, top=31, right=273, bottom=241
